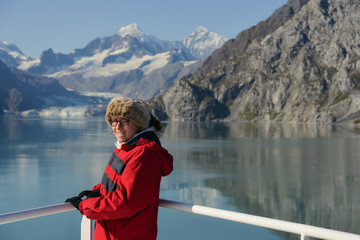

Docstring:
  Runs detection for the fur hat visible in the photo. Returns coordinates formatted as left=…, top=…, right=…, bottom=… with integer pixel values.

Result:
left=105, top=97, right=150, bottom=130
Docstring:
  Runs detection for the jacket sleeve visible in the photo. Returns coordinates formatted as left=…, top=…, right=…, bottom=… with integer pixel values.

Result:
left=79, top=147, right=162, bottom=220
left=92, top=183, right=102, bottom=191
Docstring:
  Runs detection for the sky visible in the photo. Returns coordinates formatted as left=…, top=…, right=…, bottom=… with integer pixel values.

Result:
left=0, top=0, right=287, bottom=58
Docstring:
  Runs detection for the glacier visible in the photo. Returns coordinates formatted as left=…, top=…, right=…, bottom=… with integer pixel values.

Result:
left=7, top=91, right=122, bottom=118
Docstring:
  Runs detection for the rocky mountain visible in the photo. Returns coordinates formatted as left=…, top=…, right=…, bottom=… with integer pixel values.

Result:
left=148, top=0, right=360, bottom=123
left=183, top=26, right=228, bottom=59
left=7, top=24, right=226, bottom=100
left=0, top=60, right=70, bottom=112
left=0, top=60, right=111, bottom=116
left=0, top=41, right=29, bottom=67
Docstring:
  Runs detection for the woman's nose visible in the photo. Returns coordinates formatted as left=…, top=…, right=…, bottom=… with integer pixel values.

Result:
left=114, top=123, right=124, bottom=129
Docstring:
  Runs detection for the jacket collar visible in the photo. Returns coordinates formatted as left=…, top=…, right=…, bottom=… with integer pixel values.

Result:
left=115, top=126, right=160, bottom=149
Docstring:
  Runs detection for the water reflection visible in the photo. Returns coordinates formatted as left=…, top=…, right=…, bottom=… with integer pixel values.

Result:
left=162, top=121, right=356, bottom=139
left=161, top=121, right=360, bottom=238
left=0, top=117, right=112, bottom=211
left=1, top=118, right=359, bottom=240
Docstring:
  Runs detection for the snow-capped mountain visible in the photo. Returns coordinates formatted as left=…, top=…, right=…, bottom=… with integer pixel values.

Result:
left=2, top=23, right=226, bottom=100
left=0, top=59, right=116, bottom=117
left=183, top=26, right=228, bottom=59
left=0, top=41, right=29, bottom=67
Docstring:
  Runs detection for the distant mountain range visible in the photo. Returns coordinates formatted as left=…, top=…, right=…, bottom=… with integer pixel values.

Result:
left=0, top=59, right=114, bottom=117
left=0, top=59, right=69, bottom=112
left=1, top=24, right=227, bottom=100
left=148, top=0, right=360, bottom=123
left=0, top=41, right=29, bottom=67
left=2, top=0, right=360, bottom=123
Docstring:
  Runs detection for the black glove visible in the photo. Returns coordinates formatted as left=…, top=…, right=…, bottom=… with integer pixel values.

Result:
left=65, top=196, right=82, bottom=210
left=78, top=189, right=101, bottom=198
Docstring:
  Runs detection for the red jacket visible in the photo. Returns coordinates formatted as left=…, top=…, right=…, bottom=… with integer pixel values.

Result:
left=79, top=132, right=173, bottom=240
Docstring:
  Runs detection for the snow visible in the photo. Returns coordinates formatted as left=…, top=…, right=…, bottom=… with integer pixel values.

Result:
left=79, top=91, right=121, bottom=98
left=18, top=58, right=41, bottom=70
left=7, top=51, right=28, bottom=61
left=20, top=106, right=92, bottom=118
left=83, top=51, right=174, bottom=78
left=50, top=50, right=172, bottom=79
left=183, top=60, right=199, bottom=67
left=117, top=23, right=144, bottom=40
left=0, top=41, right=14, bottom=50
left=15, top=91, right=120, bottom=118
left=47, top=24, right=227, bottom=79
left=182, top=26, right=227, bottom=58
left=49, top=49, right=114, bottom=78
left=110, top=47, right=130, bottom=56
left=83, top=56, right=142, bottom=78
left=2, top=23, right=227, bottom=90
left=142, top=52, right=170, bottom=74
left=0, top=40, right=29, bottom=63
left=86, top=53, right=166, bottom=78
left=1, top=24, right=230, bottom=119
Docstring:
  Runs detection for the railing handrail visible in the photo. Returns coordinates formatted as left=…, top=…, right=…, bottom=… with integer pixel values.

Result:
left=1, top=199, right=360, bottom=240
left=159, top=199, right=360, bottom=240
left=0, top=203, right=74, bottom=225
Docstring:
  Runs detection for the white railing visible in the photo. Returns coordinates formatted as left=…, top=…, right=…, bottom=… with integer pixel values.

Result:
left=0, top=203, right=74, bottom=224
left=159, top=199, right=360, bottom=240
left=1, top=199, right=360, bottom=240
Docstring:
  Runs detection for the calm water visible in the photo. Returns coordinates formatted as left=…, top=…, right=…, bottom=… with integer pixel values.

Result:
left=0, top=117, right=359, bottom=240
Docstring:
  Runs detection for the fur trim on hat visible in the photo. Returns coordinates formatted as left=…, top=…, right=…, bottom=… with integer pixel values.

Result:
left=105, top=97, right=150, bottom=130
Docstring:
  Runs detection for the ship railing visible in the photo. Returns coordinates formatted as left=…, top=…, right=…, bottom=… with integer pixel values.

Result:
left=1, top=199, right=360, bottom=240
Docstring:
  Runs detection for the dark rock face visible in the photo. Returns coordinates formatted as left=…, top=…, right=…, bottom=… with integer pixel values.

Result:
left=0, top=60, right=71, bottom=113
left=148, top=0, right=360, bottom=123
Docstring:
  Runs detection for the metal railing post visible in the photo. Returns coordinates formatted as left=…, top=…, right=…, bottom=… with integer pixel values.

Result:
left=301, top=233, right=310, bottom=240
left=81, top=215, right=93, bottom=240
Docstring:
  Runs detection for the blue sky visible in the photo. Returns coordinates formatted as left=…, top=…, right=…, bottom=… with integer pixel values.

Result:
left=1, top=0, right=287, bottom=58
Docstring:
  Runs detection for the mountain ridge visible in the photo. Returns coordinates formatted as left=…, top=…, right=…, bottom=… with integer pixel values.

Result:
left=147, top=0, right=360, bottom=123
left=0, top=41, right=29, bottom=67
left=3, top=23, right=226, bottom=100
left=0, top=60, right=71, bottom=112
left=0, top=59, right=116, bottom=117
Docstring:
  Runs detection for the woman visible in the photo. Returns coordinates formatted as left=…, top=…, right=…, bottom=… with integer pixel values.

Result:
left=66, top=97, right=173, bottom=240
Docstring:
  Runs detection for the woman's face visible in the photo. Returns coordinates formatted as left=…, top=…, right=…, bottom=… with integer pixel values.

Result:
left=111, top=118, right=139, bottom=143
